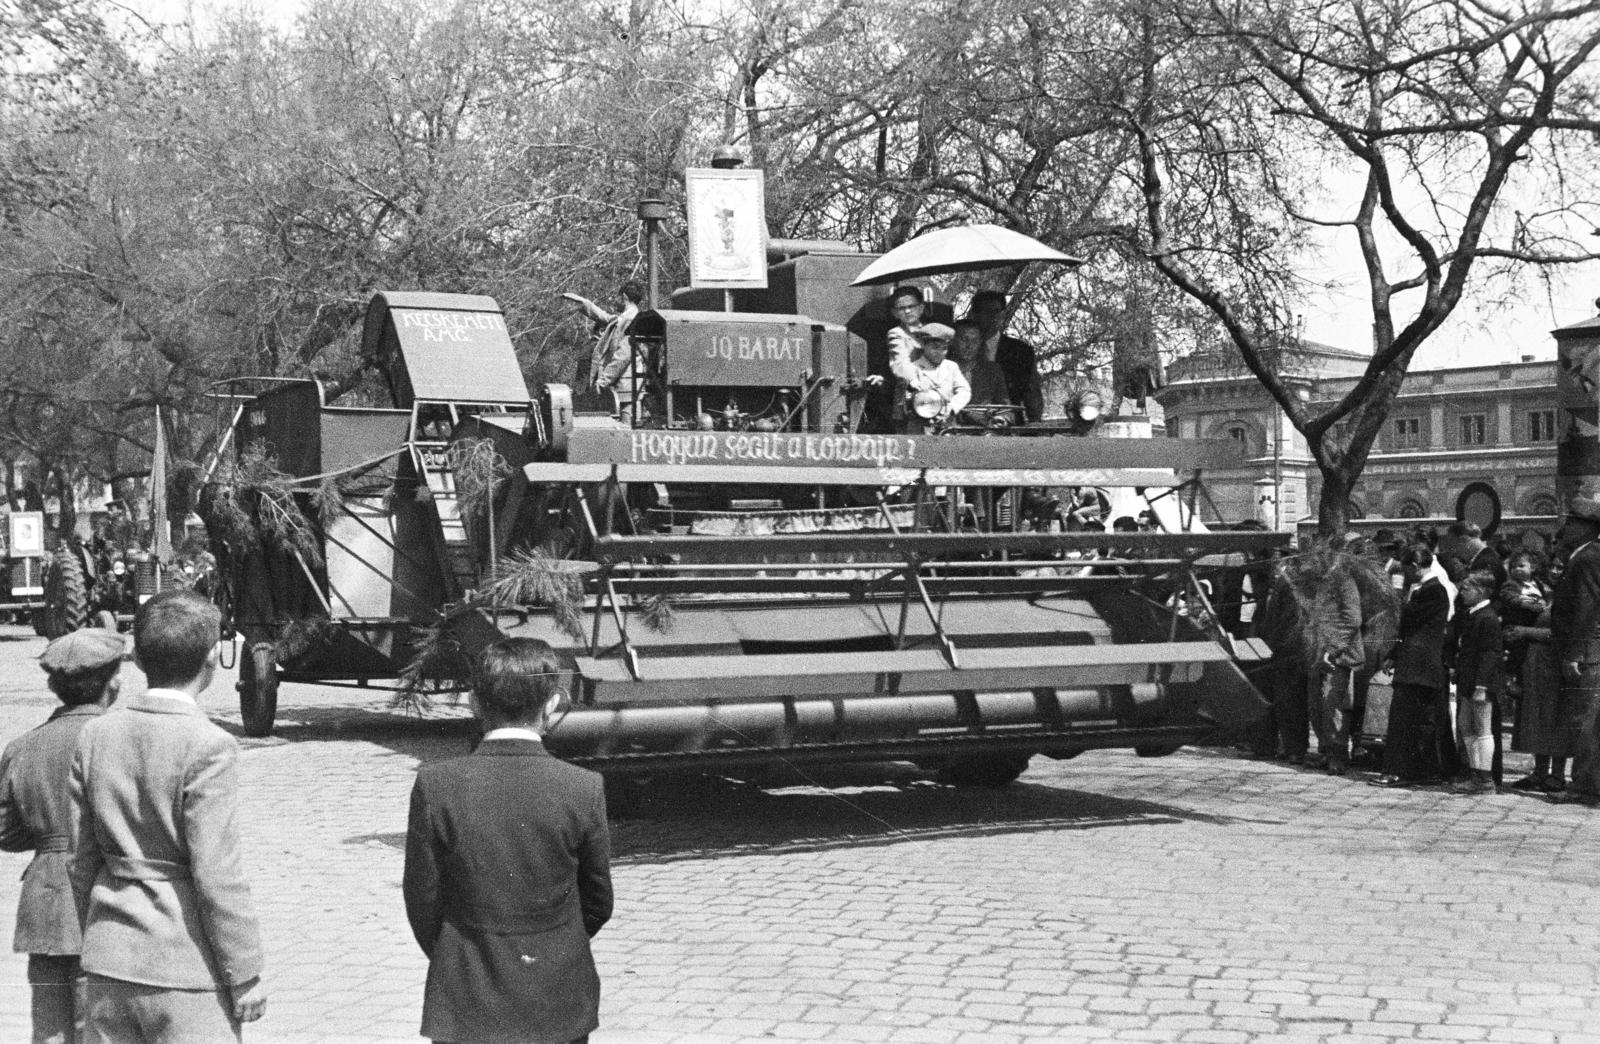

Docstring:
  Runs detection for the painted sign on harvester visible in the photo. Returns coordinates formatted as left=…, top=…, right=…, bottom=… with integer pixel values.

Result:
left=661, top=312, right=815, bottom=387
left=565, top=427, right=1245, bottom=474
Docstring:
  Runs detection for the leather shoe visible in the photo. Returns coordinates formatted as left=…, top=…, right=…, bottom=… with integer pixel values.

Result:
left=1508, top=774, right=1547, bottom=791
left=1549, top=789, right=1600, bottom=806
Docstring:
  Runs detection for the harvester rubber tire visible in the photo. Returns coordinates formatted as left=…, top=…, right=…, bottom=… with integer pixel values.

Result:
left=28, top=609, right=47, bottom=637
left=92, top=610, right=117, bottom=630
left=40, top=549, right=87, bottom=640
left=602, top=775, right=648, bottom=820
left=934, top=754, right=1031, bottom=787
left=237, top=642, right=279, bottom=738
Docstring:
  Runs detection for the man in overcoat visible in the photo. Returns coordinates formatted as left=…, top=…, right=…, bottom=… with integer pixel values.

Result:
left=566, top=281, right=644, bottom=422
left=0, top=629, right=125, bottom=1043
left=1302, top=549, right=1364, bottom=775
left=1550, top=495, right=1600, bottom=804
left=1374, top=545, right=1456, bottom=786
left=404, top=637, right=613, bottom=1044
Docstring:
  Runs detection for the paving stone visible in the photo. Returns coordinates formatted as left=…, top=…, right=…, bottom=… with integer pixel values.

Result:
left=0, top=638, right=1593, bottom=1042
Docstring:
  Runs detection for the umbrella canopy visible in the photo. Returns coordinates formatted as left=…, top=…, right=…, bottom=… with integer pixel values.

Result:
left=850, top=223, right=1082, bottom=287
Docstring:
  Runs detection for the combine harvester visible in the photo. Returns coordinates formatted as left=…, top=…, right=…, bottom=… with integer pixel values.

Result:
left=208, top=241, right=1284, bottom=786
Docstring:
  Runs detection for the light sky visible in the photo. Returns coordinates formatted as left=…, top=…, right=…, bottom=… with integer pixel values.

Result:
left=1296, top=197, right=1598, bottom=367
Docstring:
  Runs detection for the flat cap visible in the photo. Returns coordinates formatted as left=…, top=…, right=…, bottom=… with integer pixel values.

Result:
left=39, top=628, right=127, bottom=675
left=915, top=322, right=955, bottom=344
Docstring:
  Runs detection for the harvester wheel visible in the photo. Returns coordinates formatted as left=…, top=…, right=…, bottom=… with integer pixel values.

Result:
left=602, top=775, right=648, bottom=820
left=933, top=754, right=1031, bottom=787
left=40, top=548, right=87, bottom=640
left=237, top=642, right=279, bottom=738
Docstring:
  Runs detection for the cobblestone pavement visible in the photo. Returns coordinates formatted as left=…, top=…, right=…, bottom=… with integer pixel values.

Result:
left=0, top=626, right=1596, bottom=1042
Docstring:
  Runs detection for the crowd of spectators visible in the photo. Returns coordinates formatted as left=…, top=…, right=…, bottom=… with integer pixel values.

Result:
left=1237, top=516, right=1599, bottom=801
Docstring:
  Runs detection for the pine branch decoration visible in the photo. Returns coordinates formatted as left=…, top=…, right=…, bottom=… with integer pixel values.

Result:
left=448, top=437, right=511, bottom=524
left=196, top=444, right=323, bottom=566
left=635, top=593, right=676, bottom=634
left=482, top=549, right=588, bottom=640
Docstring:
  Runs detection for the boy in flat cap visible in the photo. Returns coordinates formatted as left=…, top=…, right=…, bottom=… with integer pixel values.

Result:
left=70, top=589, right=266, bottom=1041
left=890, top=322, right=971, bottom=432
left=0, top=627, right=126, bottom=1044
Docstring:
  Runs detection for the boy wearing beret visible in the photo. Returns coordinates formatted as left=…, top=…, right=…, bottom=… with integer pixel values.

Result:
left=0, top=628, right=126, bottom=1044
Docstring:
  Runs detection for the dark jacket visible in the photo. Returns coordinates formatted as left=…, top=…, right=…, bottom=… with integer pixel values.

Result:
left=0, top=703, right=103, bottom=956
left=1392, top=577, right=1450, bottom=689
left=994, top=335, right=1044, bottom=422
left=1451, top=602, right=1505, bottom=698
left=1350, top=560, right=1400, bottom=678
left=1306, top=568, right=1364, bottom=670
left=1258, top=571, right=1304, bottom=661
left=404, top=738, right=612, bottom=1044
left=1468, top=544, right=1507, bottom=587
left=1552, top=539, right=1600, bottom=664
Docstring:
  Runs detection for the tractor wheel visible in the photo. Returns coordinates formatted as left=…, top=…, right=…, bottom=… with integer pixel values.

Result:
left=92, top=610, right=117, bottom=631
left=933, top=753, right=1032, bottom=788
left=40, top=548, right=87, bottom=640
left=237, top=641, right=279, bottom=738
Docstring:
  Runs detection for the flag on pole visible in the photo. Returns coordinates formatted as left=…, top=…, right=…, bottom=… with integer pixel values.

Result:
left=151, top=405, right=171, bottom=566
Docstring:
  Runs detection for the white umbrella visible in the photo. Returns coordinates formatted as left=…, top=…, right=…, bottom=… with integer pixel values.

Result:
left=850, top=223, right=1083, bottom=286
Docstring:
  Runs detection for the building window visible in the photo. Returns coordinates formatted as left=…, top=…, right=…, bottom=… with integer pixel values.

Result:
left=1210, top=419, right=1255, bottom=455
left=1529, top=409, right=1556, bottom=443
left=1459, top=413, right=1486, bottom=446
left=1526, top=493, right=1559, bottom=517
left=1392, top=416, right=1420, bottom=449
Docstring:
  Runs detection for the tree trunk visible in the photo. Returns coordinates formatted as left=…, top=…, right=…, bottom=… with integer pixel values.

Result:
left=1316, top=464, right=1353, bottom=538
left=51, top=463, right=77, bottom=542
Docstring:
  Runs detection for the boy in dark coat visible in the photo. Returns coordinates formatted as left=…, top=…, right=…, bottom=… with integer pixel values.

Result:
left=404, top=637, right=613, bottom=1044
left=0, top=628, right=125, bottom=1044
left=1450, top=573, right=1506, bottom=794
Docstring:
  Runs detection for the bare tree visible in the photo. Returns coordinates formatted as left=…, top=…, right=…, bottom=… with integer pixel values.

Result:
left=1121, top=0, right=1600, bottom=531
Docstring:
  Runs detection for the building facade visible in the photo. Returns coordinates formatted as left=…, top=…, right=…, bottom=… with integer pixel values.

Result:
left=1157, top=345, right=1559, bottom=531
